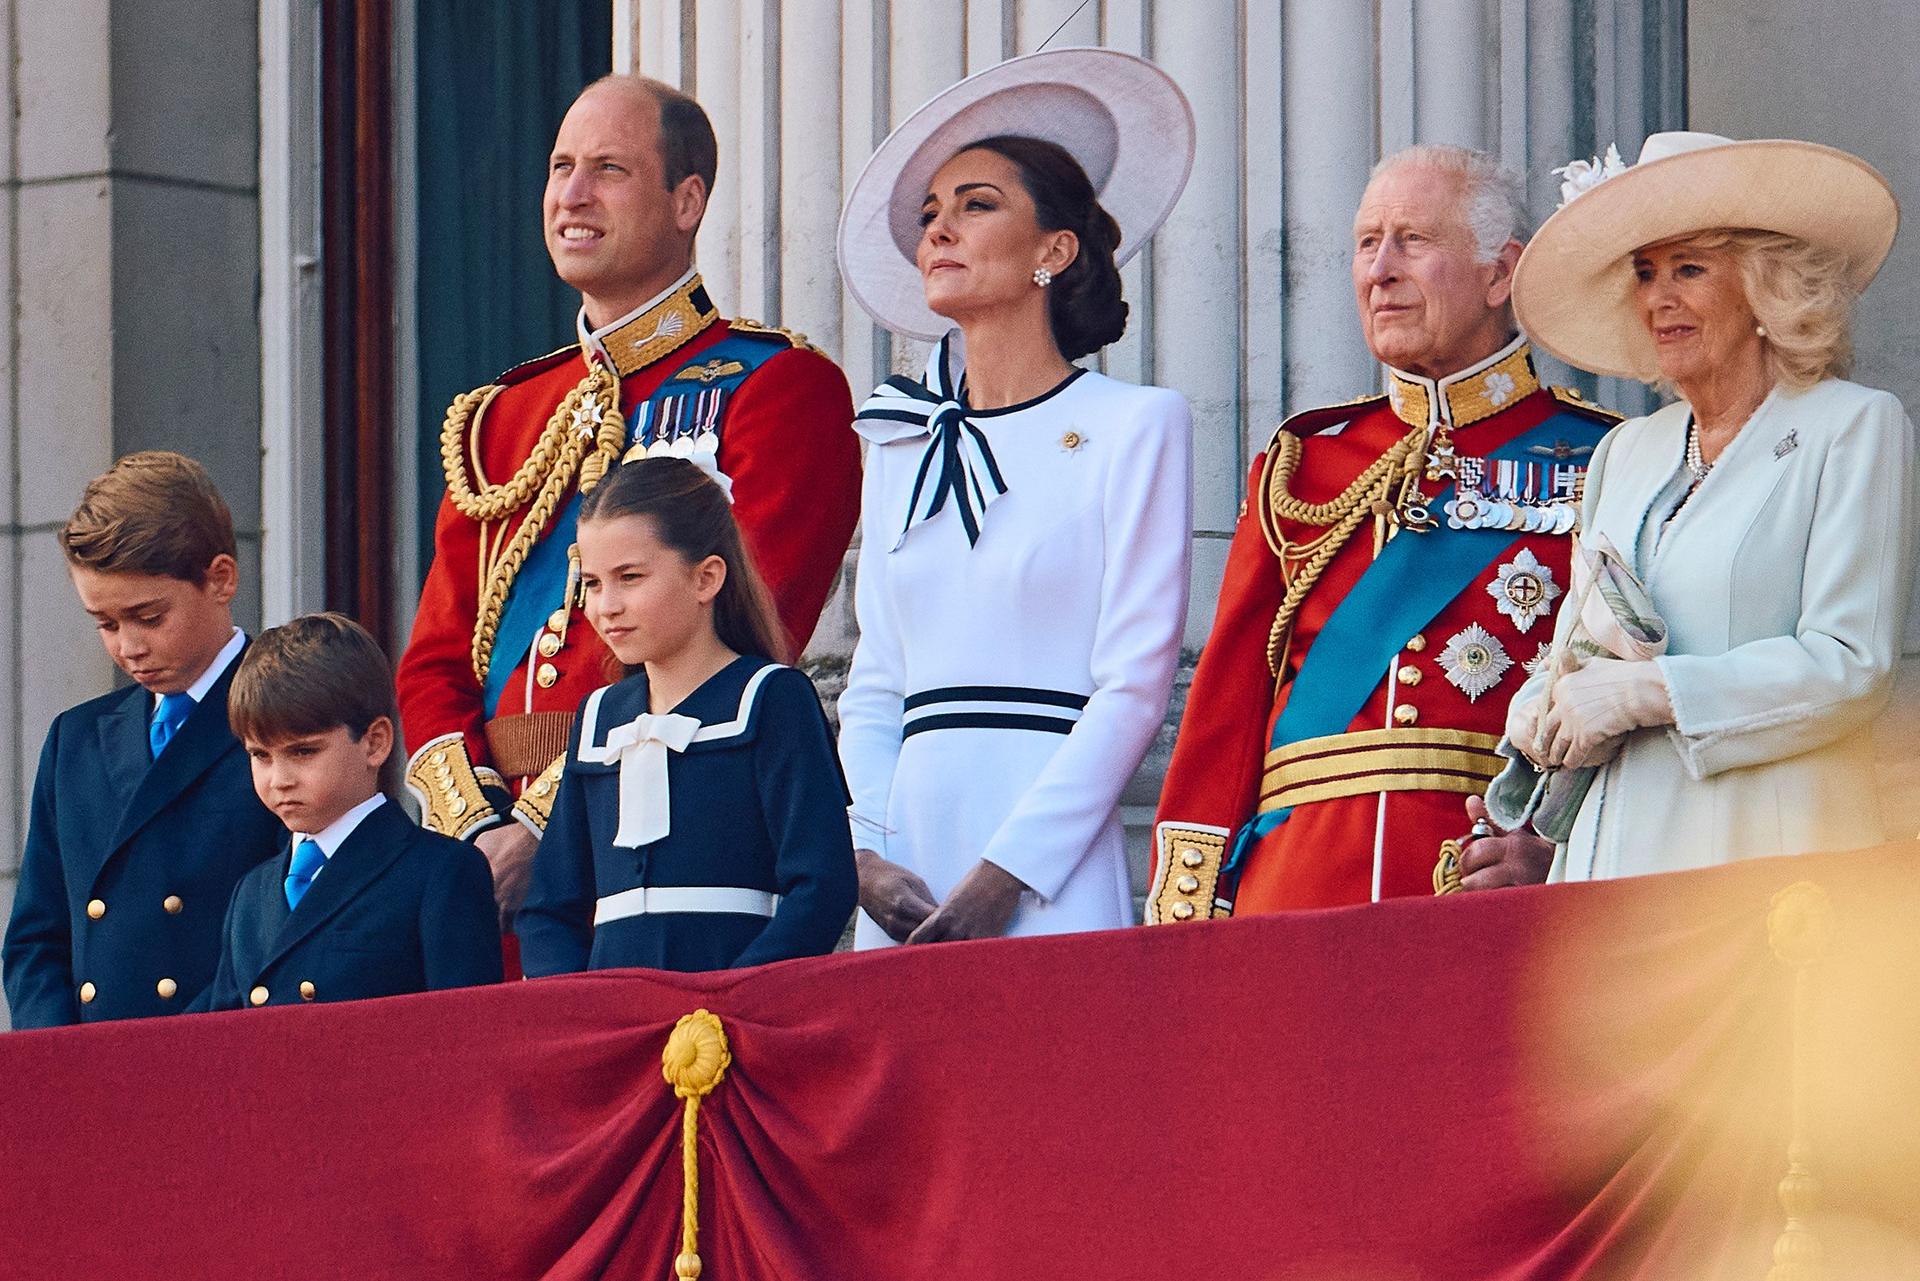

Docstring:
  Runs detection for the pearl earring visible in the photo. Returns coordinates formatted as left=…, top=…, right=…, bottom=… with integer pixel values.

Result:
left=1756, top=324, right=1769, bottom=337
left=1032, top=266, right=1053, bottom=287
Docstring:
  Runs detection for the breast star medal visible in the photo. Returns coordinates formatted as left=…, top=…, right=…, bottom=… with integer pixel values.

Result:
left=1487, top=547, right=1561, bottom=633
left=1437, top=624, right=1513, bottom=702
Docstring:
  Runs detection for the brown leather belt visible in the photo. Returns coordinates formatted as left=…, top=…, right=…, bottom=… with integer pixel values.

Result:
left=484, top=711, right=575, bottom=779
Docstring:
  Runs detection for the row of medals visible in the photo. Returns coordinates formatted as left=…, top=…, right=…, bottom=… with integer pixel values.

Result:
left=1407, top=443, right=1580, bottom=536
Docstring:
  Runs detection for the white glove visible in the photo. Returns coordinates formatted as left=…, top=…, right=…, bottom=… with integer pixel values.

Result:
left=1536, top=658, right=1673, bottom=770
left=1504, top=689, right=1546, bottom=761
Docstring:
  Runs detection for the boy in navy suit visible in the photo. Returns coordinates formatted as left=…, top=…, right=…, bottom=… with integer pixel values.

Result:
left=195, top=613, right=500, bottom=1010
left=4, top=452, right=282, bottom=1028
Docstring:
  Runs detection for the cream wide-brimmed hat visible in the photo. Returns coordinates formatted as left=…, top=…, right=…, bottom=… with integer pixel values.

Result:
left=1512, top=131, right=1899, bottom=379
left=837, top=48, right=1195, bottom=341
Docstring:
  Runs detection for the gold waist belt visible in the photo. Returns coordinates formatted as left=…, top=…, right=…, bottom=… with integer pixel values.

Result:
left=1257, top=727, right=1503, bottom=813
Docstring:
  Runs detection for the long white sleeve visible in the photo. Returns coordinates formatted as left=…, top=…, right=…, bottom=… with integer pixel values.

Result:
left=837, top=445, right=907, bottom=856
left=975, top=389, right=1193, bottom=900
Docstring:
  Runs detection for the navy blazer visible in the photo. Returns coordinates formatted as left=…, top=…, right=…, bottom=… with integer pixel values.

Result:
left=4, top=658, right=283, bottom=1028
left=518, top=657, right=856, bottom=975
left=193, top=798, right=501, bottom=1011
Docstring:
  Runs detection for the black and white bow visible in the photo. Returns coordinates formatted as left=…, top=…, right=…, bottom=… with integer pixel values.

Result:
left=853, top=334, right=1008, bottom=550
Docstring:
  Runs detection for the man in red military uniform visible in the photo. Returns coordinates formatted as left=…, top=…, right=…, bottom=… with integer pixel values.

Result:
left=1148, top=144, right=1618, bottom=922
left=397, top=75, right=860, bottom=935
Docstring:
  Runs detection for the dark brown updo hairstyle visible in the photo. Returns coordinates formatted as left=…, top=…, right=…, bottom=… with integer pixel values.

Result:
left=577, top=457, right=792, bottom=667
left=965, top=134, right=1128, bottom=361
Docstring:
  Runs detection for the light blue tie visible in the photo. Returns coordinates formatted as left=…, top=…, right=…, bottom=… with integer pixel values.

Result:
left=149, top=692, right=193, bottom=759
left=284, top=839, right=326, bottom=911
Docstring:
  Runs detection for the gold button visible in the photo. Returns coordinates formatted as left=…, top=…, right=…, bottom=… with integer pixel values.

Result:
left=1394, top=705, right=1419, bottom=726
left=1180, top=848, right=1204, bottom=869
left=535, top=663, right=558, bottom=688
left=1171, top=902, right=1196, bottom=921
left=299, top=981, right=316, bottom=1001
left=249, top=986, right=269, bottom=1007
left=1397, top=667, right=1422, bottom=686
left=532, top=778, right=554, bottom=796
left=547, top=609, right=569, bottom=632
left=449, top=797, right=469, bottom=817
left=156, top=978, right=178, bottom=1000
left=1176, top=874, right=1201, bottom=894
left=1405, top=634, right=1427, bottom=653
left=429, top=750, right=448, bottom=766
left=86, top=899, right=106, bottom=920
left=163, top=895, right=183, bottom=915
left=78, top=981, right=96, bottom=1004
left=537, top=633, right=562, bottom=658
left=1060, top=430, right=1082, bottom=450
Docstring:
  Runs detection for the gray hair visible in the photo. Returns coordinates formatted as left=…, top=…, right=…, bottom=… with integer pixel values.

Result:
left=1371, top=144, right=1529, bottom=262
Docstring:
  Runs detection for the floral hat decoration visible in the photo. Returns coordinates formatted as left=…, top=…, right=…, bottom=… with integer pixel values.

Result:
left=1512, top=131, right=1898, bottom=379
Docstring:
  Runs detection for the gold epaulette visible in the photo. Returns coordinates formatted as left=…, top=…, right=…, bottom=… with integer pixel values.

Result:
left=1145, top=824, right=1232, bottom=923
left=405, top=733, right=505, bottom=840
left=728, top=316, right=824, bottom=357
left=1549, top=385, right=1626, bottom=424
left=510, top=753, right=567, bottom=834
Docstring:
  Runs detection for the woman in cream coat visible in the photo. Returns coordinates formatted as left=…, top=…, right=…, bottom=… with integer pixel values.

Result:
left=1501, top=132, right=1917, bottom=880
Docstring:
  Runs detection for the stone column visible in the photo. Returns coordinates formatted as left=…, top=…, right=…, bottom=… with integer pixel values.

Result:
left=0, top=0, right=262, bottom=1027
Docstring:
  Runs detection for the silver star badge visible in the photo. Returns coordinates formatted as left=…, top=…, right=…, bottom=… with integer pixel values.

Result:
left=1486, top=547, right=1562, bottom=634
left=1438, top=624, right=1514, bottom=702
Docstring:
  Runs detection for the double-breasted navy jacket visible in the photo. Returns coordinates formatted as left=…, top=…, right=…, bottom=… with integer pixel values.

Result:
left=518, top=656, right=857, bottom=974
left=194, top=798, right=501, bottom=1011
left=4, top=659, right=283, bottom=1028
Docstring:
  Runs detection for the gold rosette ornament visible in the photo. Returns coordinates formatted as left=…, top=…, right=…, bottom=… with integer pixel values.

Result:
left=662, top=1010, right=733, bottom=1280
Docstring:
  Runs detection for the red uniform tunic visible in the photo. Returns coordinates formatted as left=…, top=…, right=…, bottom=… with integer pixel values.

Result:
left=1149, top=340, right=1618, bottom=919
left=397, top=273, right=860, bottom=842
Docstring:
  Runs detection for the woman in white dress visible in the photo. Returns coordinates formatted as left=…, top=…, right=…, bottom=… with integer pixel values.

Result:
left=1499, top=131, right=1916, bottom=880
left=834, top=50, right=1196, bottom=945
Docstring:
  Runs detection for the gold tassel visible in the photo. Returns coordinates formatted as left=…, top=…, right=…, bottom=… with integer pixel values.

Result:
left=661, top=1010, right=732, bottom=1280
left=1766, top=881, right=1835, bottom=1281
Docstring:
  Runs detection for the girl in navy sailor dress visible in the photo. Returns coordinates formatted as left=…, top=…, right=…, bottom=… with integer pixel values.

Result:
left=517, top=458, right=856, bottom=975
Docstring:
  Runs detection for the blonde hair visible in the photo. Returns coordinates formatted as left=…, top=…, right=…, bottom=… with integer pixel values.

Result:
left=1645, top=228, right=1856, bottom=390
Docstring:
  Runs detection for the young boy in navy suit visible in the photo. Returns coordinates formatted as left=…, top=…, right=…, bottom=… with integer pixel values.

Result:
left=4, top=452, right=283, bottom=1028
left=195, top=613, right=500, bottom=1010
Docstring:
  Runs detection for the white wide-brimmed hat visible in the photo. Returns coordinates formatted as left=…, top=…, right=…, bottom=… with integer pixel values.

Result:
left=837, top=48, right=1195, bottom=342
left=1512, top=131, right=1899, bottom=379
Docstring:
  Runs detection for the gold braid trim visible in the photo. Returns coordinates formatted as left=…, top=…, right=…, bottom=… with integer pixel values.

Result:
left=442, top=382, right=571, bottom=523
left=1261, top=424, right=1428, bottom=677
left=510, top=752, right=568, bottom=834
left=469, top=364, right=628, bottom=686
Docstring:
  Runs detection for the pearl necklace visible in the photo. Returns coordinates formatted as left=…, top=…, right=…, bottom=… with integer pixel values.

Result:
left=1685, top=418, right=1712, bottom=484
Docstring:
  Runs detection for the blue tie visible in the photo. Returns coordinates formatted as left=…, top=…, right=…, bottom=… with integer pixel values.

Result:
left=149, top=692, right=193, bottom=759
left=284, top=839, right=326, bottom=911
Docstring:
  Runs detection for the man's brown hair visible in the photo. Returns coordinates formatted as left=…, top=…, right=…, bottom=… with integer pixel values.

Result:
left=584, top=74, right=719, bottom=197
left=60, top=451, right=237, bottom=583
left=229, top=613, right=402, bottom=792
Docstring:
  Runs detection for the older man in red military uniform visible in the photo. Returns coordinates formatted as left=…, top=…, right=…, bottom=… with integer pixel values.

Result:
left=1149, top=144, right=1618, bottom=923
left=397, top=75, right=860, bottom=937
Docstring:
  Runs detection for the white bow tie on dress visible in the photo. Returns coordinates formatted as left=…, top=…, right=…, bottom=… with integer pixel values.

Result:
left=599, top=712, right=702, bottom=848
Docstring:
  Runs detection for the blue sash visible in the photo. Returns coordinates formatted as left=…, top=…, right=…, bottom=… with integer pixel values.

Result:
left=1227, top=410, right=1604, bottom=865
left=481, top=332, right=786, bottom=716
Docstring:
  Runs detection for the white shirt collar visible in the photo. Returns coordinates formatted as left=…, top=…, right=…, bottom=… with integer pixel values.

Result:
left=576, top=265, right=699, bottom=366
left=156, top=626, right=246, bottom=709
left=293, top=793, right=388, bottom=862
